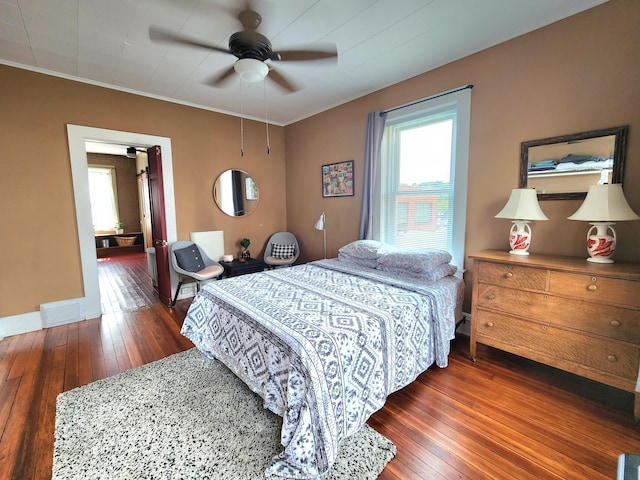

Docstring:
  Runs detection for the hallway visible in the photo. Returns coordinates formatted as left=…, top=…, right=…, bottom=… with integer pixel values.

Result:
left=97, top=252, right=158, bottom=313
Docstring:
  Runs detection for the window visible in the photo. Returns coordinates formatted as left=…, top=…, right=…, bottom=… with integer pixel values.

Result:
left=374, top=89, right=471, bottom=271
left=88, top=166, right=119, bottom=232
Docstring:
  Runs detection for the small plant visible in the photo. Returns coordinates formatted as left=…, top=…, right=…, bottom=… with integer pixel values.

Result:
left=240, top=237, right=251, bottom=249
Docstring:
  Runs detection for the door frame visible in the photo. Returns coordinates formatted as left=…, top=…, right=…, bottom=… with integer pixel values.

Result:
left=67, top=124, right=178, bottom=319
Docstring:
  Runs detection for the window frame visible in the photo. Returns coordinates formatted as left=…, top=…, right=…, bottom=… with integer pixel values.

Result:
left=372, top=89, right=471, bottom=273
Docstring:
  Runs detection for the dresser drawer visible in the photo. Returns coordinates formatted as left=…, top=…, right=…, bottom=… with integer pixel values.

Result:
left=549, top=271, right=640, bottom=306
left=476, top=284, right=640, bottom=343
left=474, top=311, right=639, bottom=380
left=478, top=262, right=547, bottom=291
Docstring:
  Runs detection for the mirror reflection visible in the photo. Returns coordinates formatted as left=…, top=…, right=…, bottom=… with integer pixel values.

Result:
left=213, top=169, right=259, bottom=217
left=520, top=126, right=628, bottom=200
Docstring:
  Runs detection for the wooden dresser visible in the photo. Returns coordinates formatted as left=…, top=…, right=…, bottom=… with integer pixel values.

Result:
left=469, top=250, right=640, bottom=416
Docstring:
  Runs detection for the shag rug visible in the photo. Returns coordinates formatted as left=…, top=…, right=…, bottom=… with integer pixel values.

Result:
left=53, top=349, right=396, bottom=479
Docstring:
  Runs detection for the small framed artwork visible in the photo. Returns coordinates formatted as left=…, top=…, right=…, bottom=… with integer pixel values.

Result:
left=322, top=160, right=354, bottom=197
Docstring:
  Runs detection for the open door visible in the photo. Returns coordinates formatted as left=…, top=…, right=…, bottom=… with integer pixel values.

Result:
left=147, top=145, right=172, bottom=306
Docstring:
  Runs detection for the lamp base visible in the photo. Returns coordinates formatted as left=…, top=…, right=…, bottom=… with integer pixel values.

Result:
left=585, top=222, right=616, bottom=264
left=507, top=220, right=532, bottom=255
left=586, top=256, right=614, bottom=264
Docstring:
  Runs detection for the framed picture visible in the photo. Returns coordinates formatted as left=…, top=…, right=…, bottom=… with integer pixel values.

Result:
left=322, top=160, right=354, bottom=197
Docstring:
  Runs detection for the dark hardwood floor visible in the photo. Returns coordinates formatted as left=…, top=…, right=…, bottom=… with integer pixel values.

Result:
left=1, top=255, right=640, bottom=479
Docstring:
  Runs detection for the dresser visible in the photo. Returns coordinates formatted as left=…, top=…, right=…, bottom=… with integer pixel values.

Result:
left=469, top=250, right=640, bottom=416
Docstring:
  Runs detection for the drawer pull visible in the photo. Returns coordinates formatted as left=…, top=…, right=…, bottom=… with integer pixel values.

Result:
left=486, top=321, right=494, bottom=327
left=611, top=320, right=621, bottom=327
left=607, top=354, right=618, bottom=363
left=488, top=294, right=496, bottom=300
left=587, top=284, right=597, bottom=292
left=505, top=272, right=513, bottom=279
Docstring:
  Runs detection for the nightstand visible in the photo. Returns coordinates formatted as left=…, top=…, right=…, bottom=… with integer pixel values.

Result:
left=220, top=258, right=266, bottom=277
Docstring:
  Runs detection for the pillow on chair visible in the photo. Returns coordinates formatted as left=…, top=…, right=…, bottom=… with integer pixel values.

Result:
left=271, top=243, right=295, bottom=259
left=174, top=244, right=205, bottom=272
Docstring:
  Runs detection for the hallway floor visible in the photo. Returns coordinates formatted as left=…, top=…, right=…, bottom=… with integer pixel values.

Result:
left=97, top=252, right=158, bottom=313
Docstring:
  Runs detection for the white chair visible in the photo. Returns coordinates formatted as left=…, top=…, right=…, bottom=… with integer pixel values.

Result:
left=170, top=240, right=224, bottom=306
left=264, top=232, right=300, bottom=269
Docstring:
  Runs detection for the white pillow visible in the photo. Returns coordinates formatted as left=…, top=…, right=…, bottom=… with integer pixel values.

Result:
left=338, top=240, right=392, bottom=260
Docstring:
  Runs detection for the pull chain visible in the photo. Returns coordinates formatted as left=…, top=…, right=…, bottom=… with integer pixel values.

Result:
left=240, top=77, right=244, bottom=157
left=264, top=80, right=270, bottom=155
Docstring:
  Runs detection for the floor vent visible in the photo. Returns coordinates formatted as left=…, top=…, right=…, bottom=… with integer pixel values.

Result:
left=41, top=299, right=85, bottom=328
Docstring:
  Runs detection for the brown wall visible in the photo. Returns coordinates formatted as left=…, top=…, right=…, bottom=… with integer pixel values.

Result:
left=284, top=0, right=640, bottom=311
left=0, top=68, right=285, bottom=318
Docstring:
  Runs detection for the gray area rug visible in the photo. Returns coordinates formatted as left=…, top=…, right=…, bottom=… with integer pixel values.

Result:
left=53, top=349, right=396, bottom=479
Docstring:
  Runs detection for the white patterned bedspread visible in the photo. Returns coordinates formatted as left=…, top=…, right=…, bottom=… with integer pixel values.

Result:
left=181, top=259, right=463, bottom=479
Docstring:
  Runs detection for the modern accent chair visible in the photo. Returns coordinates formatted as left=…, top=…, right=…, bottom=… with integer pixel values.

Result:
left=264, top=232, right=300, bottom=269
left=170, top=240, right=224, bottom=306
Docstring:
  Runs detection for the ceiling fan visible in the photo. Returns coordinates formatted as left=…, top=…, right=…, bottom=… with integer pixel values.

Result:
left=148, top=4, right=337, bottom=93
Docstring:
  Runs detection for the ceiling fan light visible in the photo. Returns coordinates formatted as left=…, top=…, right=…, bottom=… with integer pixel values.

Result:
left=234, top=58, right=268, bottom=82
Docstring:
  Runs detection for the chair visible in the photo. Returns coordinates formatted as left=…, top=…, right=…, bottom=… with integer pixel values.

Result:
left=170, top=240, right=224, bottom=306
left=264, top=232, right=300, bottom=269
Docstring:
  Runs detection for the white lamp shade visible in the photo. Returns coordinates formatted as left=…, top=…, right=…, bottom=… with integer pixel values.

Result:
left=495, top=189, right=548, bottom=221
left=568, top=184, right=640, bottom=221
left=314, top=212, right=325, bottom=230
left=234, top=58, right=269, bottom=83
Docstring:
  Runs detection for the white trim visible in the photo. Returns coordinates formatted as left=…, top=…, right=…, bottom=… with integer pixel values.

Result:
left=67, top=125, right=178, bottom=319
left=0, top=311, right=43, bottom=338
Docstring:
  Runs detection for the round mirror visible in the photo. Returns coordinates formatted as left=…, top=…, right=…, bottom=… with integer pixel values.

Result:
left=213, top=169, right=259, bottom=217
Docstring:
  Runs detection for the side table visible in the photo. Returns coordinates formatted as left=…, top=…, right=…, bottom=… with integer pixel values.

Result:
left=220, top=258, right=266, bottom=277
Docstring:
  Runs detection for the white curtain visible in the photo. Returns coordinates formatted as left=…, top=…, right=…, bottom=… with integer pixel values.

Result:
left=358, top=111, right=387, bottom=239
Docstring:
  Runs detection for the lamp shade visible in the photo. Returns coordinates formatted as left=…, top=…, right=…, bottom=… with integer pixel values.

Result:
left=495, top=189, right=548, bottom=221
left=314, top=212, right=325, bottom=230
left=568, top=184, right=640, bottom=221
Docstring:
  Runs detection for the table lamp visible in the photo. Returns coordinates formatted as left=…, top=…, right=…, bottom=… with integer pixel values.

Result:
left=495, top=188, right=548, bottom=255
left=567, top=183, right=639, bottom=263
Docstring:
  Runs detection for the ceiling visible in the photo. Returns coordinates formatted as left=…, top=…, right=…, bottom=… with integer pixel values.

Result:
left=1, top=0, right=606, bottom=126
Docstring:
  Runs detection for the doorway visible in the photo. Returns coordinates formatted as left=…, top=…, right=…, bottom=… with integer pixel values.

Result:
left=67, top=125, right=178, bottom=319
left=86, top=143, right=157, bottom=312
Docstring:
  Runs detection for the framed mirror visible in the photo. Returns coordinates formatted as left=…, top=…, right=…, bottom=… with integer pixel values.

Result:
left=519, top=125, right=628, bottom=200
left=213, top=169, right=259, bottom=217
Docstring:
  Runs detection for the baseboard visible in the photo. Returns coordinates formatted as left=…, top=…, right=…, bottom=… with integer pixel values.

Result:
left=0, top=297, right=87, bottom=338
left=0, top=310, right=43, bottom=338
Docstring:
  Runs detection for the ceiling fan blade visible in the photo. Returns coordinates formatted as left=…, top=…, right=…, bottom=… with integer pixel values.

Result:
left=269, top=48, right=337, bottom=62
left=207, top=66, right=237, bottom=87
left=267, top=68, right=298, bottom=93
left=149, top=26, right=231, bottom=55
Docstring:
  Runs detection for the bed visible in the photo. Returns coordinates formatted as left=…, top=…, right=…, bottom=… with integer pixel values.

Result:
left=181, top=241, right=463, bottom=479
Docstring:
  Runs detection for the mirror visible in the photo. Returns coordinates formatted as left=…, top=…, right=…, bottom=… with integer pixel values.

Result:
left=213, top=169, right=259, bottom=217
left=519, top=125, right=628, bottom=200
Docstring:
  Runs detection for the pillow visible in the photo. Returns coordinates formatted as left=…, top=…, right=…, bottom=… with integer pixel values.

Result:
left=379, top=263, right=457, bottom=282
left=271, top=243, right=296, bottom=259
left=174, top=244, right=205, bottom=272
left=338, top=252, right=378, bottom=269
left=338, top=240, right=392, bottom=260
left=377, top=249, right=452, bottom=273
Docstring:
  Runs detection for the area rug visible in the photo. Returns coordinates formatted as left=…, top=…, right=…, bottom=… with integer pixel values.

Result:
left=53, top=349, right=396, bottom=479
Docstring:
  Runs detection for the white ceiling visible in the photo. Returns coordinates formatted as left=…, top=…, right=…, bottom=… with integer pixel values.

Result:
left=1, top=0, right=606, bottom=126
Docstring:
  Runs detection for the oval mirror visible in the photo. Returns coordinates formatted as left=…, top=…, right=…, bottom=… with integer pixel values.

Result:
left=213, top=169, right=259, bottom=217
left=519, top=125, right=628, bottom=200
